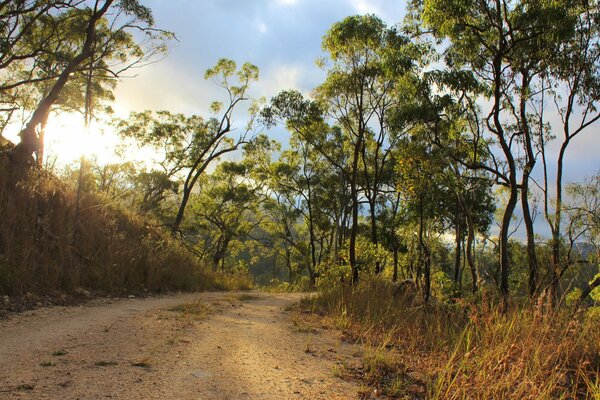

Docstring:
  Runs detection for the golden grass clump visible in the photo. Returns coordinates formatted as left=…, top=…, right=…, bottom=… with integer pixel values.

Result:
left=0, top=162, right=233, bottom=296
left=301, top=278, right=600, bottom=399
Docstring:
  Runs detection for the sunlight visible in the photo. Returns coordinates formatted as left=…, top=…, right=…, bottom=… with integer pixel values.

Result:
left=4, top=112, right=161, bottom=169
left=43, top=113, right=120, bottom=166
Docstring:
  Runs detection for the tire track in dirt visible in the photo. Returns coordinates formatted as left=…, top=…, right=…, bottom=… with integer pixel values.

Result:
left=0, top=292, right=360, bottom=399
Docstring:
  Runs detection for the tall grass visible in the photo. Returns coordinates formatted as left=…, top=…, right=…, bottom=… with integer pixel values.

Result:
left=0, top=162, right=239, bottom=296
left=302, top=278, right=600, bottom=399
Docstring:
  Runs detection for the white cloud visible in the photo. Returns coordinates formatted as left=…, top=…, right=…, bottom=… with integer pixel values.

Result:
left=256, top=20, right=268, bottom=34
left=255, top=63, right=306, bottom=98
left=349, top=0, right=382, bottom=15
left=273, top=0, right=298, bottom=5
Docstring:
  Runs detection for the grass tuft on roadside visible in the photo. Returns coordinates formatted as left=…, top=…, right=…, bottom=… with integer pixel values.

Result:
left=298, top=278, right=600, bottom=399
left=169, top=299, right=212, bottom=320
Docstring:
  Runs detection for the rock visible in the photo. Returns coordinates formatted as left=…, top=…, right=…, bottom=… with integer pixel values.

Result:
left=3, top=295, right=9, bottom=304
left=128, top=295, right=135, bottom=299
left=73, top=288, right=91, bottom=298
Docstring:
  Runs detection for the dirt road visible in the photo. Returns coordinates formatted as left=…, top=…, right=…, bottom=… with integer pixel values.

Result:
left=0, top=292, right=361, bottom=399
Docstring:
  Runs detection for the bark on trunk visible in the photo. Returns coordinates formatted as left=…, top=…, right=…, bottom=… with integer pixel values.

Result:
left=349, top=136, right=362, bottom=285
left=392, top=247, right=399, bottom=283
left=466, top=220, right=477, bottom=294
left=9, top=0, right=113, bottom=175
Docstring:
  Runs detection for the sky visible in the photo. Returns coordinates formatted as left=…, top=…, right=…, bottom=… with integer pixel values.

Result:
left=6, top=0, right=405, bottom=168
left=114, top=0, right=404, bottom=114
left=8, top=0, right=598, bottom=179
left=5, top=0, right=600, bottom=238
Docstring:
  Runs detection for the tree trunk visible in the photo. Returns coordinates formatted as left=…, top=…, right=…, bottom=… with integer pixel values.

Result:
left=549, top=141, right=569, bottom=306
left=499, top=185, right=517, bottom=309
left=418, top=199, right=431, bottom=302
left=9, top=0, right=113, bottom=175
left=349, top=137, right=362, bottom=285
left=173, top=186, right=192, bottom=232
left=370, top=201, right=380, bottom=274
left=454, top=210, right=462, bottom=284
left=518, top=70, right=539, bottom=300
left=308, top=269, right=316, bottom=289
left=522, top=179, right=538, bottom=298
left=466, top=216, right=478, bottom=294
left=392, top=247, right=399, bottom=283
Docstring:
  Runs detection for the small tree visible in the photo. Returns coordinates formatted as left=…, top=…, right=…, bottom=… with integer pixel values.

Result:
left=117, top=59, right=261, bottom=233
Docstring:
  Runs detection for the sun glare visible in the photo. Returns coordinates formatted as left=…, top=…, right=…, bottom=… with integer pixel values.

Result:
left=3, top=111, right=165, bottom=170
left=43, top=114, right=121, bottom=166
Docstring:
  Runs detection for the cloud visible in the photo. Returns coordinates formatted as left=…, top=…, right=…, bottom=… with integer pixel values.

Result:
left=349, top=0, right=382, bottom=15
left=273, top=0, right=298, bottom=5
left=256, top=20, right=268, bottom=34
left=255, top=63, right=305, bottom=98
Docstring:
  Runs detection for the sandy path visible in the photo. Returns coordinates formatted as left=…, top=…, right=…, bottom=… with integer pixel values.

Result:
left=0, top=292, right=360, bottom=399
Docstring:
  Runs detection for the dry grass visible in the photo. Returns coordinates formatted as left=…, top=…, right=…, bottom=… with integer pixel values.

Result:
left=300, top=278, right=600, bottom=399
left=215, top=274, right=254, bottom=292
left=0, top=162, right=242, bottom=297
left=168, top=299, right=212, bottom=320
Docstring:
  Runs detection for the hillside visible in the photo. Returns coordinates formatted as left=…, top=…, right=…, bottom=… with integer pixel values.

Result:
left=0, top=158, right=241, bottom=308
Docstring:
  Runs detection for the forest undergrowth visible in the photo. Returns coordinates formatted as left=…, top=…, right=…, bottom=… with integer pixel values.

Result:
left=0, top=161, right=251, bottom=303
left=297, top=279, right=600, bottom=399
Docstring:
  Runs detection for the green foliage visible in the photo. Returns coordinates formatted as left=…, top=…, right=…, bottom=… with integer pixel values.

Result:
left=431, top=271, right=457, bottom=303
left=315, top=260, right=351, bottom=291
left=117, top=0, right=155, bottom=25
left=565, top=287, right=583, bottom=307
left=189, top=161, right=261, bottom=272
left=4, top=0, right=598, bottom=316
left=204, top=59, right=259, bottom=97
left=1, top=0, right=170, bottom=141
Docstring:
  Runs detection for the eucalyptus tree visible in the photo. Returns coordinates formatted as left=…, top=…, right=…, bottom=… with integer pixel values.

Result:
left=190, top=161, right=260, bottom=272
left=449, top=165, right=496, bottom=293
left=1, top=1, right=78, bottom=90
left=378, top=191, right=406, bottom=282
left=117, top=59, right=261, bottom=233
left=536, top=2, right=600, bottom=302
left=566, top=174, right=600, bottom=306
left=262, top=97, right=342, bottom=286
left=259, top=195, right=305, bottom=284
left=26, top=6, right=156, bottom=166
left=412, top=0, right=582, bottom=305
left=314, top=14, right=416, bottom=283
left=266, top=151, right=327, bottom=287
left=241, top=133, right=311, bottom=283
left=262, top=90, right=352, bottom=281
left=395, top=129, right=457, bottom=301
left=3, top=0, right=168, bottom=173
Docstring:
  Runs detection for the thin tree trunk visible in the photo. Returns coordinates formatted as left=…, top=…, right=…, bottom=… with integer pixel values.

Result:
left=518, top=70, right=539, bottom=299
left=392, top=247, right=399, bottom=283
left=418, top=198, right=431, bottom=302
left=466, top=215, right=478, bottom=293
left=370, top=201, right=380, bottom=274
left=9, top=0, right=113, bottom=173
left=454, top=209, right=462, bottom=284
left=349, top=137, right=362, bottom=285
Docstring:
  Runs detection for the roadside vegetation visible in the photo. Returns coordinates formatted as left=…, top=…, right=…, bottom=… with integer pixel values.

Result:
left=0, top=163, right=249, bottom=299
left=1, top=1, right=599, bottom=398
left=298, top=279, right=600, bottom=399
